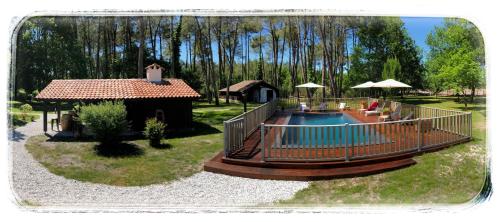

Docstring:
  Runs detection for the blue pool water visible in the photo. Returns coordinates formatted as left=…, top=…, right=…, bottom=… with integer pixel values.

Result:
left=281, top=113, right=388, bottom=147
left=288, top=112, right=360, bottom=125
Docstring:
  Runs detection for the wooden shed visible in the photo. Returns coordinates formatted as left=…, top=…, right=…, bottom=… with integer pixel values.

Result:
left=219, top=80, right=278, bottom=103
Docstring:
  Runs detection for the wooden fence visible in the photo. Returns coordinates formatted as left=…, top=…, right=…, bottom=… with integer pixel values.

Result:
left=223, top=100, right=279, bottom=156
left=260, top=104, right=472, bottom=162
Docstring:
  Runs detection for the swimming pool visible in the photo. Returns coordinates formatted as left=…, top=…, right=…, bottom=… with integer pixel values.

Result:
left=281, top=113, right=389, bottom=147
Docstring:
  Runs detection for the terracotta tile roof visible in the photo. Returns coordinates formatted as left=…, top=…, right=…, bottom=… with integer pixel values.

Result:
left=219, top=80, right=264, bottom=92
left=36, top=78, right=201, bottom=100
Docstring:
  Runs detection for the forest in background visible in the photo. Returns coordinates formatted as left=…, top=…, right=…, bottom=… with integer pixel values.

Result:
left=13, top=16, right=484, bottom=105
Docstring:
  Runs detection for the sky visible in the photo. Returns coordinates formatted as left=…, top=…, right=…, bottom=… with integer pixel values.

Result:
left=401, top=17, right=445, bottom=59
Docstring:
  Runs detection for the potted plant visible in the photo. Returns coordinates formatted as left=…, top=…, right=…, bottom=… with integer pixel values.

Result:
left=144, top=118, right=166, bottom=147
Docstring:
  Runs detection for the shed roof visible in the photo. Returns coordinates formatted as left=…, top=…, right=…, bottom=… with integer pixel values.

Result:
left=219, top=80, right=277, bottom=93
left=36, top=78, right=201, bottom=101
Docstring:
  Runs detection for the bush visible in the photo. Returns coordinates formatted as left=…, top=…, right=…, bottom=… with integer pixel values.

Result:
left=30, top=89, right=39, bottom=101
left=17, top=88, right=27, bottom=101
left=20, top=103, right=33, bottom=121
left=143, top=118, right=166, bottom=147
left=80, top=101, right=128, bottom=145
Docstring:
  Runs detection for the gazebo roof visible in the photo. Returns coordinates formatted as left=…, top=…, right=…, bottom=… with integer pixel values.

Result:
left=219, top=80, right=277, bottom=93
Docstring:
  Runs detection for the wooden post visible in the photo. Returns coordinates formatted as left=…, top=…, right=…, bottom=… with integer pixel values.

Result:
left=56, top=102, right=61, bottom=121
left=345, top=123, right=350, bottom=161
left=43, top=105, right=48, bottom=133
left=417, top=118, right=421, bottom=151
left=223, top=121, right=228, bottom=157
left=261, top=123, right=265, bottom=162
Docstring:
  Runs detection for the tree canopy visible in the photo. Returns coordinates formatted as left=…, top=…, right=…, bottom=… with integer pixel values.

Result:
left=346, top=17, right=424, bottom=94
left=425, top=18, right=485, bottom=106
left=13, top=16, right=434, bottom=102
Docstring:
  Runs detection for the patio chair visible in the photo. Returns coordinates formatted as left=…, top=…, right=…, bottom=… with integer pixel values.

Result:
left=365, top=101, right=386, bottom=116
left=51, top=117, right=60, bottom=131
left=319, top=102, right=327, bottom=112
left=399, top=111, right=415, bottom=126
left=378, top=103, right=402, bottom=122
left=402, top=111, right=414, bottom=121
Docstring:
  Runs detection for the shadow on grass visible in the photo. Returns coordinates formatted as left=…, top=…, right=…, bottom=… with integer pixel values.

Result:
left=166, top=121, right=221, bottom=139
left=44, top=122, right=220, bottom=143
left=45, top=134, right=96, bottom=142
left=453, top=106, right=486, bottom=112
left=397, top=99, right=443, bottom=106
left=150, top=143, right=172, bottom=149
left=94, top=142, right=144, bottom=157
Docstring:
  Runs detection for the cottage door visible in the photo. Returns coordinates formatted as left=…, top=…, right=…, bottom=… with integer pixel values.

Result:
left=266, top=89, right=274, bottom=102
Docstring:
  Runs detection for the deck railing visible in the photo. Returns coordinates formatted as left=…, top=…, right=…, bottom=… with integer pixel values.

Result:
left=260, top=100, right=472, bottom=162
left=223, top=99, right=279, bottom=156
left=222, top=97, right=472, bottom=161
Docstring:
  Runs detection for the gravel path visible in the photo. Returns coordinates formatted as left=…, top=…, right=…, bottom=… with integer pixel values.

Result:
left=9, top=114, right=309, bottom=209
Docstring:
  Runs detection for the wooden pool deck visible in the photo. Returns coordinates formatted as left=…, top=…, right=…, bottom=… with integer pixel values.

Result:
left=204, top=109, right=470, bottom=180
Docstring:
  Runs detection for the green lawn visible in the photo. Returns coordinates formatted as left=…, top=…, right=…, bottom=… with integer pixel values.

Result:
left=277, top=96, right=487, bottom=205
left=22, top=96, right=487, bottom=203
left=25, top=101, right=258, bottom=186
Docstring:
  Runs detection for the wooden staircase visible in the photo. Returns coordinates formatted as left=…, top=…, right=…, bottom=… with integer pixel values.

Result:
left=205, top=152, right=417, bottom=181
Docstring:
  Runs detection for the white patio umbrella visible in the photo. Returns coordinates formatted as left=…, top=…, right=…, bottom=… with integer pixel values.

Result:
left=372, top=79, right=412, bottom=88
left=372, top=79, right=412, bottom=99
left=351, top=81, right=375, bottom=97
left=351, top=81, right=375, bottom=89
left=295, top=82, right=325, bottom=106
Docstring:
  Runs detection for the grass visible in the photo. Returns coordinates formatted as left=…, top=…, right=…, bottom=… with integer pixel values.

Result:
left=25, top=100, right=257, bottom=186
left=277, top=96, right=487, bottom=205
left=8, top=100, right=43, bottom=114
left=8, top=113, right=40, bottom=128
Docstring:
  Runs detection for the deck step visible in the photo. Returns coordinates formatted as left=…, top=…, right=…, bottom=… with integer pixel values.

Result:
left=205, top=153, right=416, bottom=181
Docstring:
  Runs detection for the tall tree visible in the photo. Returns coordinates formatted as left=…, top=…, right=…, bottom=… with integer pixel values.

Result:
left=348, top=17, right=424, bottom=92
left=137, top=17, right=145, bottom=78
left=224, top=17, right=240, bottom=104
left=426, top=18, right=485, bottom=107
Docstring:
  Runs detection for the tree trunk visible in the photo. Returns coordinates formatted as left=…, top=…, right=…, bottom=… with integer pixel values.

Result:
left=206, top=17, right=219, bottom=106
left=95, top=18, right=101, bottom=78
left=138, top=17, right=145, bottom=78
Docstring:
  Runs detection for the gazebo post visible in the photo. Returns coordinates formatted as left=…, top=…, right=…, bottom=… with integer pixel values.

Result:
left=42, top=102, right=48, bottom=133
left=56, top=101, right=61, bottom=123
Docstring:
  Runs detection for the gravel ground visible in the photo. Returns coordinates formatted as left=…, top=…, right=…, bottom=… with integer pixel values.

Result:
left=9, top=114, right=309, bottom=210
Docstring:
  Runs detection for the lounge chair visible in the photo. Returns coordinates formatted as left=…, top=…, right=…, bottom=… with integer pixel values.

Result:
left=365, top=102, right=386, bottom=116
left=359, top=99, right=378, bottom=114
left=300, top=102, right=310, bottom=112
left=358, top=101, right=369, bottom=113
left=378, top=103, right=402, bottom=122
left=339, top=102, right=350, bottom=111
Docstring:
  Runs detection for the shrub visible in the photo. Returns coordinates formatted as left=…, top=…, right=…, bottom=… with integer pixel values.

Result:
left=17, top=88, right=27, bottom=101
left=143, top=118, right=166, bottom=147
left=31, top=89, right=39, bottom=101
left=80, top=101, right=128, bottom=145
left=20, top=103, right=33, bottom=121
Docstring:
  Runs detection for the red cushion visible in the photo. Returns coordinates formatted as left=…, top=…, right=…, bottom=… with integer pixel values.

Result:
left=367, top=101, right=378, bottom=111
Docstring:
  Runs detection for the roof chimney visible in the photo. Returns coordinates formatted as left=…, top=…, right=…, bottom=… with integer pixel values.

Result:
left=145, top=63, right=165, bottom=83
